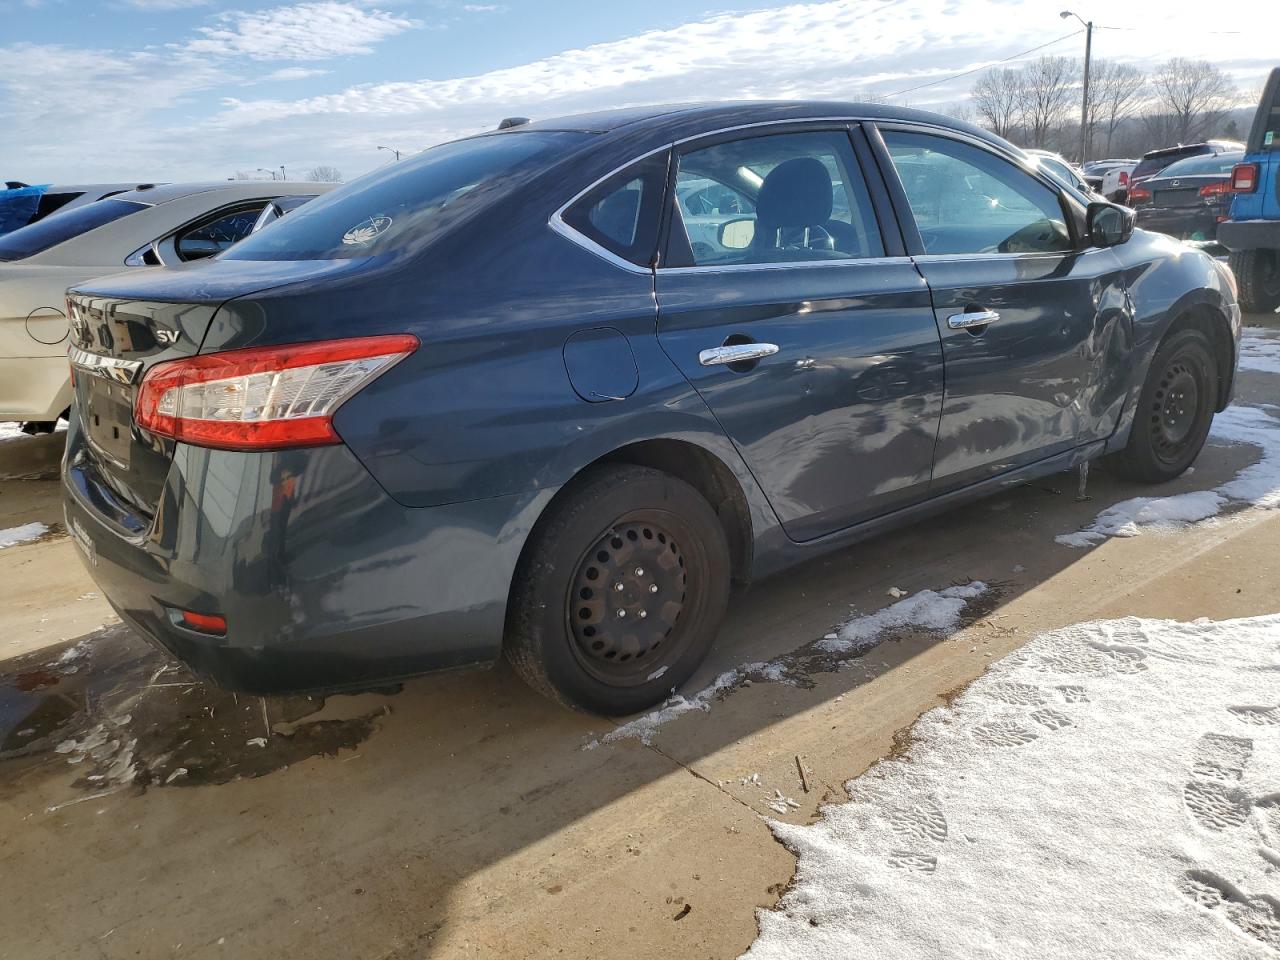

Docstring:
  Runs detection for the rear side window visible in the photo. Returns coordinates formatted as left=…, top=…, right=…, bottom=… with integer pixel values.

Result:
left=884, top=131, right=1072, bottom=256
left=0, top=198, right=147, bottom=262
left=223, top=131, right=591, bottom=261
left=561, top=152, right=667, bottom=267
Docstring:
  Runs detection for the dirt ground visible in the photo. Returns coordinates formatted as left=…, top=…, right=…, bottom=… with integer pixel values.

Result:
left=2, top=313, right=1278, bottom=960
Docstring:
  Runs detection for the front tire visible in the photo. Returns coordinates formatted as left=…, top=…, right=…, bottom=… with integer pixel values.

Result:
left=1230, top=249, right=1280, bottom=313
left=1109, top=328, right=1218, bottom=484
left=505, top=464, right=731, bottom=715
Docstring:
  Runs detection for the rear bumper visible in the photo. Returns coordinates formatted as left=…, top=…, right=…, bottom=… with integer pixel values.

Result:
left=0, top=356, right=72, bottom=421
left=1135, top=207, right=1226, bottom=240
left=1218, top=219, right=1280, bottom=252
left=62, top=422, right=551, bottom=693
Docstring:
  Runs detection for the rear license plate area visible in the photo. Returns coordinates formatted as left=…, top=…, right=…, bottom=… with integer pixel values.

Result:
left=84, top=377, right=134, bottom=469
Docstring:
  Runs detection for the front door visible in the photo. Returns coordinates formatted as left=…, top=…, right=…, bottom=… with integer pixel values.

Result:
left=877, top=127, right=1132, bottom=492
left=655, top=127, right=944, bottom=542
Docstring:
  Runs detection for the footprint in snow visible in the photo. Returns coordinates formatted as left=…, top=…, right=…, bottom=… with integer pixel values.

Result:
left=972, top=718, right=1039, bottom=748
left=882, top=797, right=947, bottom=876
left=1178, top=870, right=1280, bottom=950
left=1183, top=734, right=1255, bottom=832
left=1228, top=704, right=1280, bottom=727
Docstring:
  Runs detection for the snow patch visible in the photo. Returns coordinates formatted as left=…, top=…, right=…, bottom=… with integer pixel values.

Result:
left=593, top=582, right=987, bottom=747
left=0, top=522, right=48, bottom=549
left=817, top=582, right=987, bottom=654
left=1057, top=403, right=1280, bottom=547
left=744, top=613, right=1280, bottom=958
left=1239, top=326, right=1280, bottom=375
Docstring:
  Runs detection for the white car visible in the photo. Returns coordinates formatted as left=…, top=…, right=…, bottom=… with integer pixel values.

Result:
left=1024, top=149, right=1096, bottom=196
left=0, top=181, right=332, bottom=429
left=1099, top=162, right=1138, bottom=203
left=0, top=182, right=148, bottom=236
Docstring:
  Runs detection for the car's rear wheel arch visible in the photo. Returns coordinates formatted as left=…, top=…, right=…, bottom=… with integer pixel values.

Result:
left=514, top=439, right=753, bottom=595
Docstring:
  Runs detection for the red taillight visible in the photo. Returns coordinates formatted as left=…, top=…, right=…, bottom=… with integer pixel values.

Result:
left=1129, top=184, right=1152, bottom=203
left=135, top=334, right=419, bottom=451
left=1199, top=181, right=1233, bottom=198
left=1230, top=162, right=1259, bottom=193
left=1118, top=171, right=1129, bottom=186
left=179, top=610, right=227, bottom=635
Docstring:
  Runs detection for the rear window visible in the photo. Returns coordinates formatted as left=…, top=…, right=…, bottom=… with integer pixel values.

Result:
left=1132, top=148, right=1208, bottom=180
left=0, top=198, right=147, bottom=262
left=1159, top=154, right=1242, bottom=177
left=224, top=131, right=591, bottom=261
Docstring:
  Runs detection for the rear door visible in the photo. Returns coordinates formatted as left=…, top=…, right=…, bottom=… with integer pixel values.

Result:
left=872, top=125, right=1132, bottom=493
left=654, top=125, right=944, bottom=542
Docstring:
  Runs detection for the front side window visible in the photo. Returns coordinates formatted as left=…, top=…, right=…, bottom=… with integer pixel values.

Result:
left=884, top=131, right=1073, bottom=256
left=671, top=130, right=884, bottom=266
left=224, top=130, right=591, bottom=261
left=0, top=198, right=147, bottom=262
left=175, top=205, right=267, bottom=261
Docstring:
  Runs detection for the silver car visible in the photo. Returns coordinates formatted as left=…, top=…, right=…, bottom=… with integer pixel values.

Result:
left=0, top=181, right=332, bottom=428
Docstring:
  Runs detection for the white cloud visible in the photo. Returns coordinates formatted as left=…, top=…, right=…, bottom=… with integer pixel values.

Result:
left=0, top=0, right=1274, bottom=182
left=184, top=1, right=420, bottom=61
left=260, top=66, right=331, bottom=81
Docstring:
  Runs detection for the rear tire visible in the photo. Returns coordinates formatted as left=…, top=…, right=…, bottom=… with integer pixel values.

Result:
left=1109, top=328, right=1218, bottom=484
left=505, top=464, right=731, bottom=715
left=1230, top=249, right=1280, bottom=313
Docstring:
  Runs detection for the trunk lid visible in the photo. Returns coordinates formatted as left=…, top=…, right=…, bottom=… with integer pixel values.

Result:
left=65, top=259, right=363, bottom=523
left=1150, top=176, right=1223, bottom=209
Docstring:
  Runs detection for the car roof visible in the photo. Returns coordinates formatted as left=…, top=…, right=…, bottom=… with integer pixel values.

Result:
left=518, top=100, right=1016, bottom=154
left=110, top=181, right=334, bottom=206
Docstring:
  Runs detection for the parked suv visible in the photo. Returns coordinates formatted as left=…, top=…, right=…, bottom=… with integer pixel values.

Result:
left=1220, top=67, right=1280, bottom=312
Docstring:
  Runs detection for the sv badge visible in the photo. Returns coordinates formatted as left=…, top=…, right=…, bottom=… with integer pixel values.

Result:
left=155, top=329, right=180, bottom=345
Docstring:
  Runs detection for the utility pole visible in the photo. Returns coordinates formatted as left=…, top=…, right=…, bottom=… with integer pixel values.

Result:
left=377, top=145, right=402, bottom=161
left=1061, top=11, right=1094, bottom=163
left=280, top=165, right=287, bottom=181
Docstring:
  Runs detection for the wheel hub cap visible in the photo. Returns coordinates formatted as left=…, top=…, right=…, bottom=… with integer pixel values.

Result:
left=1151, top=361, right=1199, bottom=455
left=570, top=522, right=687, bottom=667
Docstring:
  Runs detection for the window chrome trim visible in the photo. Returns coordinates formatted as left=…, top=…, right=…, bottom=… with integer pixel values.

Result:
left=658, top=255, right=916, bottom=276
left=68, top=346, right=143, bottom=385
left=547, top=114, right=1055, bottom=275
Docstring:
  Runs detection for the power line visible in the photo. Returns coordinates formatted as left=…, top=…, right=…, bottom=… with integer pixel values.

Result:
left=882, top=29, right=1083, bottom=100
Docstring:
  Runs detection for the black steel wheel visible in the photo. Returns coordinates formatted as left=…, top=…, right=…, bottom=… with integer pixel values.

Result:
left=505, top=464, right=731, bottom=715
left=1109, top=328, right=1218, bottom=484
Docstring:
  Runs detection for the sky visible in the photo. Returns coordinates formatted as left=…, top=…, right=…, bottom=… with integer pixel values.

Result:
left=1, top=0, right=1275, bottom=183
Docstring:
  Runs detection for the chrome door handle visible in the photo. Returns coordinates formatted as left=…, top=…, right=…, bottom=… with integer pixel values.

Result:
left=947, top=310, right=1000, bottom=329
left=698, top=343, right=779, bottom=367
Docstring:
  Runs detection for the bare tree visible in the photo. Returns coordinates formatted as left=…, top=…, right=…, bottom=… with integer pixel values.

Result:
left=972, top=68, right=1022, bottom=140
left=1148, top=58, right=1235, bottom=143
left=306, top=165, right=343, bottom=182
left=1017, top=56, right=1079, bottom=149
left=1089, top=62, right=1146, bottom=156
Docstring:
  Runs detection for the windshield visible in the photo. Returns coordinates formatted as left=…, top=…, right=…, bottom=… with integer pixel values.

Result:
left=1159, top=154, right=1243, bottom=177
left=0, top=198, right=147, bottom=261
left=224, top=131, right=591, bottom=261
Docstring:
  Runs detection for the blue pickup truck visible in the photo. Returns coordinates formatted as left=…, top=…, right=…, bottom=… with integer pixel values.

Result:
left=1221, top=67, right=1280, bottom=312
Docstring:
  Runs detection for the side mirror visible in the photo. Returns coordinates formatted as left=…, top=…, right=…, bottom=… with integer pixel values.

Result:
left=1087, top=201, right=1135, bottom=248
left=717, top=216, right=756, bottom=250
